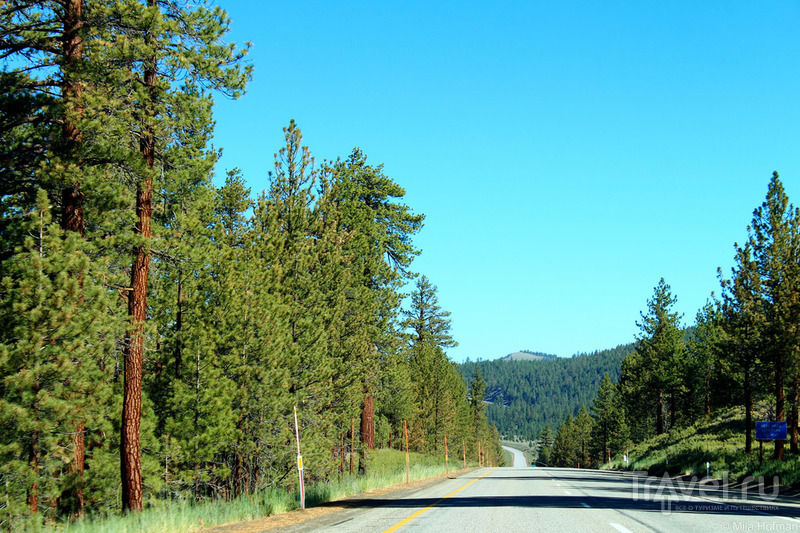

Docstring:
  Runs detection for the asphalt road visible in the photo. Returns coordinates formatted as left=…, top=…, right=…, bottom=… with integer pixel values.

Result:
left=274, top=466, right=800, bottom=532
left=502, top=445, right=528, bottom=468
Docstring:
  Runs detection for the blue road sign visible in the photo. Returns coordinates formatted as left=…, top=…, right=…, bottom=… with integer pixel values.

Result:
left=756, top=421, right=787, bottom=441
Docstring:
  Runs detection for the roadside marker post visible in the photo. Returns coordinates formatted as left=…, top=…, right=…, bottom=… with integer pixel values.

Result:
left=293, top=406, right=305, bottom=510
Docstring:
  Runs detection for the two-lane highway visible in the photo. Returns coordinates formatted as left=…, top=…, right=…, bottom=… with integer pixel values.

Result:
left=268, top=466, right=800, bottom=532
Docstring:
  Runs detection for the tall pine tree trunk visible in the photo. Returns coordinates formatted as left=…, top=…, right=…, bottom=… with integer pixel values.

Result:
left=121, top=32, right=157, bottom=510
left=61, top=0, right=87, bottom=518
left=359, top=395, right=374, bottom=475
left=61, top=0, right=84, bottom=235
left=121, top=173, right=152, bottom=511
left=656, top=390, right=664, bottom=435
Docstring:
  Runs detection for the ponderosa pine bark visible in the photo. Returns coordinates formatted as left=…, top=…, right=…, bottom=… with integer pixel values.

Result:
left=360, top=395, right=375, bottom=450
left=61, top=0, right=84, bottom=236
left=121, top=17, right=156, bottom=510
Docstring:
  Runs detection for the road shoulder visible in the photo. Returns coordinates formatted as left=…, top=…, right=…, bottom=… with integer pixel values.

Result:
left=203, top=468, right=478, bottom=533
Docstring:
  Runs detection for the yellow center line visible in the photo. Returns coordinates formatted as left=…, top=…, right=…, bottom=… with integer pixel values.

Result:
left=382, top=468, right=498, bottom=533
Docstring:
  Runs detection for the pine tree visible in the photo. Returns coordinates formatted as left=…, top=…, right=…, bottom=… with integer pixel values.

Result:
left=623, top=278, right=684, bottom=436
left=590, top=373, right=627, bottom=464
left=574, top=406, right=594, bottom=468
left=322, top=148, right=424, bottom=464
left=0, top=4, right=134, bottom=514
left=470, top=368, right=487, bottom=429
left=251, top=121, right=354, bottom=485
left=96, top=0, right=252, bottom=510
left=537, top=424, right=554, bottom=466
left=0, top=191, right=114, bottom=525
left=402, top=275, right=457, bottom=349
left=686, top=300, right=726, bottom=418
left=719, top=243, right=765, bottom=453
left=401, top=276, right=464, bottom=454
left=550, top=415, right=576, bottom=467
left=747, top=172, right=800, bottom=459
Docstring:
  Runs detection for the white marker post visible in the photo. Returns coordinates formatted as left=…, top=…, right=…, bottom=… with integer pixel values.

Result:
left=293, top=406, right=305, bottom=510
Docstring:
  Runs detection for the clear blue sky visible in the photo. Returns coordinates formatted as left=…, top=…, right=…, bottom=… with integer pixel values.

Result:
left=211, top=1, right=800, bottom=362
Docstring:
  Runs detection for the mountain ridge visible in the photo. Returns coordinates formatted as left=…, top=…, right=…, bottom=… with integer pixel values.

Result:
left=459, top=343, right=635, bottom=441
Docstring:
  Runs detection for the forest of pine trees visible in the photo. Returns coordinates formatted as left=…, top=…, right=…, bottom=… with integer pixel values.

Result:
left=0, top=2, right=501, bottom=528
left=544, top=172, right=800, bottom=469
left=458, top=344, right=634, bottom=442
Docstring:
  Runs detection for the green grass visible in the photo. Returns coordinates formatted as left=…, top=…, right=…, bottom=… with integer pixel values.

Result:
left=607, top=407, right=800, bottom=487
left=501, top=448, right=513, bottom=466
left=41, top=449, right=474, bottom=533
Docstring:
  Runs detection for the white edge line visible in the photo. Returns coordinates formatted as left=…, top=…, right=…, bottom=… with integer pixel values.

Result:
left=610, top=523, right=633, bottom=533
left=705, top=498, right=800, bottom=525
left=688, top=493, right=800, bottom=525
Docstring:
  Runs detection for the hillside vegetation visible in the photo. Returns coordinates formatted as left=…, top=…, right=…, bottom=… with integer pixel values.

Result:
left=613, top=407, right=800, bottom=487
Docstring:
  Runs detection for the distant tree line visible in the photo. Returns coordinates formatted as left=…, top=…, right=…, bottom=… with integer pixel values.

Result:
left=545, top=172, right=800, bottom=467
left=0, top=2, right=501, bottom=528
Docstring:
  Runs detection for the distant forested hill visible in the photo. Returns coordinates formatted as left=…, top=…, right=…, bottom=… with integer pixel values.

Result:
left=458, top=344, right=635, bottom=441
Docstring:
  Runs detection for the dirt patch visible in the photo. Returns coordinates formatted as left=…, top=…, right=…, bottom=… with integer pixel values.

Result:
left=203, top=469, right=476, bottom=533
